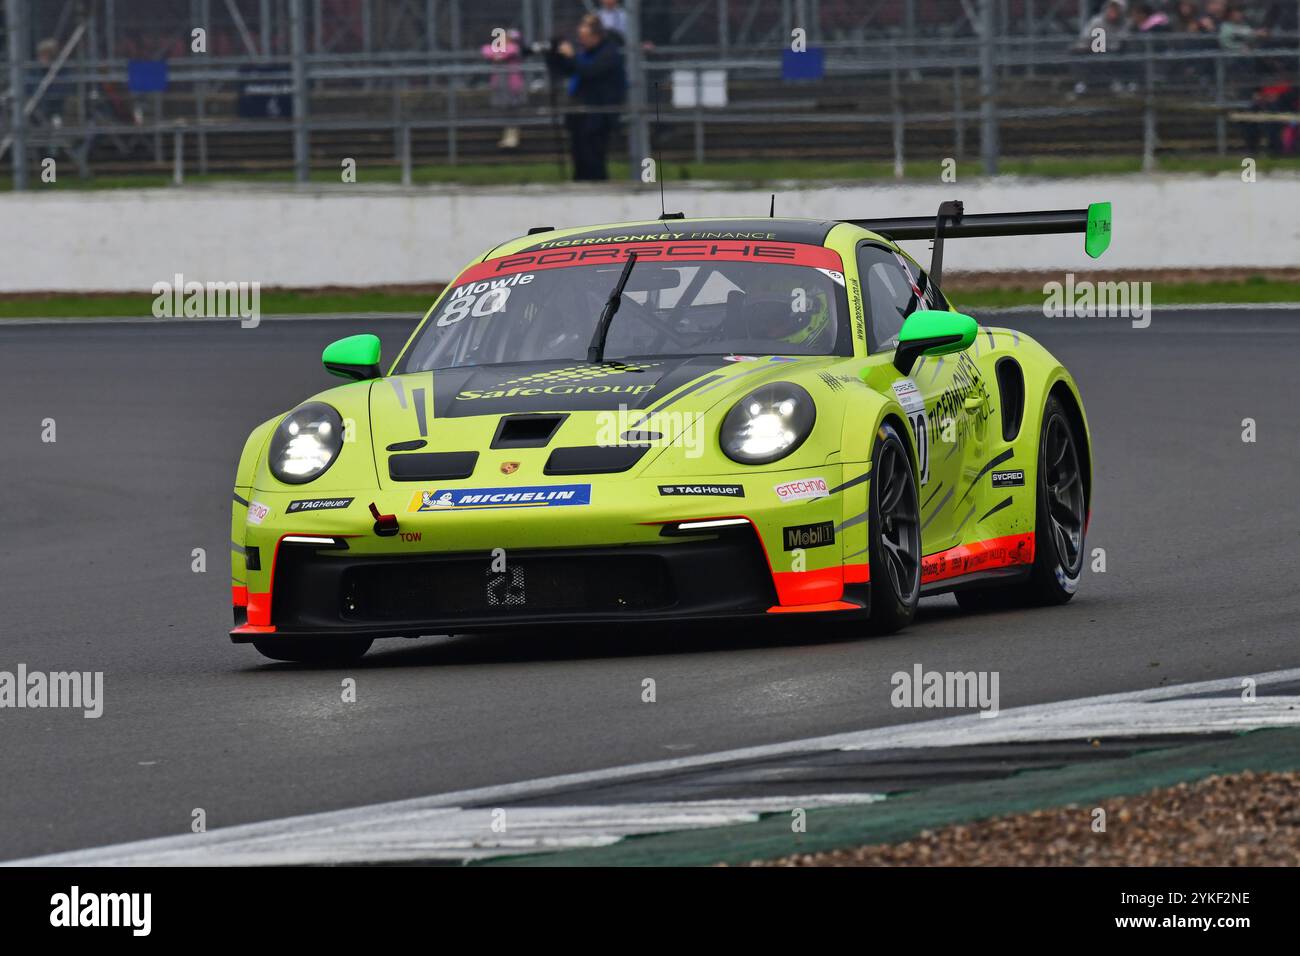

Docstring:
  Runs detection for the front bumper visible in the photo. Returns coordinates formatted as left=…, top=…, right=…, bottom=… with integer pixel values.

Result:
left=230, top=527, right=837, bottom=641
left=230, top=467, right=874, bottom=642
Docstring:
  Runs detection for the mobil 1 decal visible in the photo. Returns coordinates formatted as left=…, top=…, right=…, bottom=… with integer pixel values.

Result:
left=783, top=521, right=835, bottom=551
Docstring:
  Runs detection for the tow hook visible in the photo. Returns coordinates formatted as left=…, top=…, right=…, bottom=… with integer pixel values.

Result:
left=369, top=502, right=399, bottom=537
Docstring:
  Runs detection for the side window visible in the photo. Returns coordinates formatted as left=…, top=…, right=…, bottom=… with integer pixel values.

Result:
left=856, top=244, right=947, bottom=353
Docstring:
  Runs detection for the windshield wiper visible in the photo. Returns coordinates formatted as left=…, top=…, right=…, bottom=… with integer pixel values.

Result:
left=586, top=252, right=638, bottom=364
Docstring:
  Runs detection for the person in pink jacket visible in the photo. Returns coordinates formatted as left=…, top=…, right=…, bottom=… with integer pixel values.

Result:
left=481, top=28, right=527, bottom=149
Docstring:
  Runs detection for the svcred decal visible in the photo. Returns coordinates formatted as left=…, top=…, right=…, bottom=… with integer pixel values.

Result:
left=773, top=477, right=829, bottom=502
left=50, top=886, right=151, bottom=937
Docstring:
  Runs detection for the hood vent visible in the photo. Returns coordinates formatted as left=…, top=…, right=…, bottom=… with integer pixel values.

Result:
left=544, top=445, right=650, bottom=475
left=491, top=414, right=568, bottom=449
left=389, top=451, right=478, bottom=481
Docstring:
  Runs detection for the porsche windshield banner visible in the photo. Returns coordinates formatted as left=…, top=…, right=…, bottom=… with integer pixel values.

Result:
left=460, top=240, right=843, bottom=283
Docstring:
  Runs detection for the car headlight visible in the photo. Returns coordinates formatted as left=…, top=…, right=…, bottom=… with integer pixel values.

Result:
left=268, top=402, right=344, bottom=484
left=720, top=382, right=816, bottom=465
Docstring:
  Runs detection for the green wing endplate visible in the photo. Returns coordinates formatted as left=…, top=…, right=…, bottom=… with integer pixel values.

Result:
left=1085, top=202, right=1112, bottom=259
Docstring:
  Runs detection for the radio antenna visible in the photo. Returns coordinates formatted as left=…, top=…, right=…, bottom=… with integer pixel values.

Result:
left=654, top=82, right=667, bottom=220
left=650, top=82, right=683, bottom=220
left=769, top=194, right=775, bottom=217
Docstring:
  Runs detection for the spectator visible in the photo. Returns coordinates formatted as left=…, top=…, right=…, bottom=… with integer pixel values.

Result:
left=1173, top=0, right=1204, bottom=31
left=1072, top=0, right=1131, bottom=95
left=1131, top=1, right=1171, bottom=33
left=1200, top=0, right=1228, bottom=31
left=555, top=14, right=626, bottom=181
left=1219, top=5, right=1263, bottom=51
left=1169, top=0, right=1216, bottom=81
left=30, top=37, right=79, bottom=128
left=1243, top=75, right=1298, bottom=154
left=1077, top=0, right=1130, bottom=51
left=596, top=0, right=629, bottom=44
left=480, top=28, right=527, bottom=149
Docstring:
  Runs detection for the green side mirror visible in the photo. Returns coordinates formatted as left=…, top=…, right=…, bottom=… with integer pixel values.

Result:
left=893, top=310, right=978, bottom=375
left=322, top=333, right=382, bottom=381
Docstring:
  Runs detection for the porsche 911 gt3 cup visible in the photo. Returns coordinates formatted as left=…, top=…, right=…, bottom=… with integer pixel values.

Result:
left=230, top=201, right=1111, bottom=661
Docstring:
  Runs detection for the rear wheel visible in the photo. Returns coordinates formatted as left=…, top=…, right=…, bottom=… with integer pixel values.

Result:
left=1025, top=395, right=1087, bottom=604
left=956, top=394, right=1087, bottom=611
left=252, top=637, right=373, bottom=664
left=867, top=422, right=921, bottom=633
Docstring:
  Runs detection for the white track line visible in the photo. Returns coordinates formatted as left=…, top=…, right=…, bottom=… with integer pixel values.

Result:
left=10, top=668, right=1300, bottom=866
left=12, top=796, right=885, bottom=867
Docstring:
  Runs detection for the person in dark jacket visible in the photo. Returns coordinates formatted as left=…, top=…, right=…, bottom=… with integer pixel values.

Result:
left=555, top=15, right=627, bottom=181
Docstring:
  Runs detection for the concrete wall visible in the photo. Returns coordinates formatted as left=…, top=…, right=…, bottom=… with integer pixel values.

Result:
left=3, top=174, right=1296, bottom=293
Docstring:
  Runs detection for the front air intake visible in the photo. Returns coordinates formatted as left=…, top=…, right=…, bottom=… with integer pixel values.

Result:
left=491, top=414, right=568, bottom=449
left=544, top=445, right=650, bottom=475
left=388, top=451, right=478, bottom=481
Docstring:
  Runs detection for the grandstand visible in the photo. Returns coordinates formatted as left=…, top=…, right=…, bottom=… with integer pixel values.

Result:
left=2, top=0, right=1297, bottom=186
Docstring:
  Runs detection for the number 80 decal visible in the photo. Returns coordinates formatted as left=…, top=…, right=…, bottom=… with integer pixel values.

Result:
left=436, top=287, right=513, bottom=327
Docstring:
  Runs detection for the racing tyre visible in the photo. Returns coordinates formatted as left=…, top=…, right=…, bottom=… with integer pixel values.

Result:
left=252, top=637, right=373, bottom=664
left=1023, top=394, right=1087, bottom=604
left=867, top=422, right=921, bottom=633
left=956, top=394, right=1087, bottom=611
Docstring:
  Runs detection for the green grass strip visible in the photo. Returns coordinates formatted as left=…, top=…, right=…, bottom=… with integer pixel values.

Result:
left=3, top=277, right=1297, bottom=320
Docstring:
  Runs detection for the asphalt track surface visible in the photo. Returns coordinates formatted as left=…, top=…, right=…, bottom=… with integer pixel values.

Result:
left=1, top=309, right=1297, bottom=861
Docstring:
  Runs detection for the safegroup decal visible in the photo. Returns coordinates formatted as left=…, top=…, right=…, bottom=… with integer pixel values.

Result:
left=409, top=484, right=592, bottom=512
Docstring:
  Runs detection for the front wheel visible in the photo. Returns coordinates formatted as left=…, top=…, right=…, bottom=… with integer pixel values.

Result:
left=867, top=422, right=921, bottom=633
left=252, top=637, right=373, bottom=664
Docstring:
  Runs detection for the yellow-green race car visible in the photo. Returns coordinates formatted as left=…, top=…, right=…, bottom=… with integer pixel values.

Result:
left=230, top=201, right=1111, bottom=662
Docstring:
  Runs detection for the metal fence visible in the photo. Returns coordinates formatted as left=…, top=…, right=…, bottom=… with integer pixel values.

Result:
left=4, top=0, right=1299, bottom=188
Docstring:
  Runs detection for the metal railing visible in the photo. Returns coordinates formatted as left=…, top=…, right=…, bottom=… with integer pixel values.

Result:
left=5, top=5, right=1299, bottom=188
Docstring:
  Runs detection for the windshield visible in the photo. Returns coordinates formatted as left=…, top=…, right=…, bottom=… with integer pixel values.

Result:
left=396, top=241, right=851, bottom=373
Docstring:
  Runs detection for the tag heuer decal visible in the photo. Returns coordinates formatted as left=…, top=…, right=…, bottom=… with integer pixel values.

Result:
left=658, top=484, right=744, bottom=498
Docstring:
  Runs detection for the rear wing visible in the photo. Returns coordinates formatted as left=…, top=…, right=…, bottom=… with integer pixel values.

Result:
left=845, top=200, right=1112, bottom=287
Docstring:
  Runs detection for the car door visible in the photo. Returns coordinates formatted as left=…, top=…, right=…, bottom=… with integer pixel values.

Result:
left=856, top=242, right=991, bottom=556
